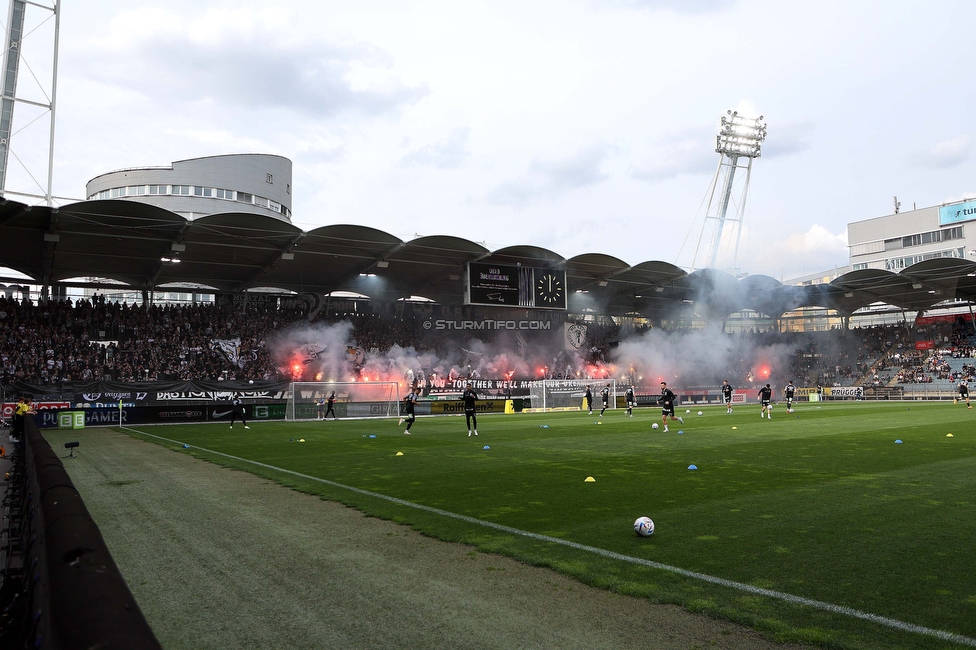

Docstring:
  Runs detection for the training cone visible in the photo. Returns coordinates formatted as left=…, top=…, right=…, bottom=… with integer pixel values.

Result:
left=369, top=434, right=376, bottom=438
left=732, top=426, right=738, bottom=430
left=677, top=430, right=684, bottom=434
left=396, top=451, right=404, bottom=456
left=895, top=440, right=903, bottom=444
left=687, top=464, right=698, bottom=470
left=483, top=445, right=490, bottom=450
left=299, top=438, right=306, bottom=443
left=584, top=476, right=596, bottom=482
left=182, top=444, right=189, bottom=449
left=946, top=433, right=954, bottom=437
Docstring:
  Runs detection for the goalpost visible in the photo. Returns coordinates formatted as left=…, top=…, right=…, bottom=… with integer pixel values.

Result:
left=527, top=379, right=617, bottom=412
left=285, top=381, right=401, bottom=421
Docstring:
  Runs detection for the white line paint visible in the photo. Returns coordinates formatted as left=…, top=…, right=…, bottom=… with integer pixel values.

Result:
left=122, top=426, right=976, bottom=647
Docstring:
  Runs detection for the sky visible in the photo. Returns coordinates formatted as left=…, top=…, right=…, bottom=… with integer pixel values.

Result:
left=5, top=0, right=976, bottom=281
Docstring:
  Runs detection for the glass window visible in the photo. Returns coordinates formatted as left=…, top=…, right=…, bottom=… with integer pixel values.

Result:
left=266, top=173, right=273, bottom=184
left=111, top=187, right=125, bottom=198
left=238, top=192, right=252, bottom=203
left=202, top=188, right=212, bottom=197
left=193, top=186, right=203, bottom=196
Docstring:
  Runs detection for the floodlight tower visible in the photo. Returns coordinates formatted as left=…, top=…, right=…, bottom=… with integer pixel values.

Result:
left=0, top=0, right=62, bottom=205
left=691, top=110, right=767, bottom=272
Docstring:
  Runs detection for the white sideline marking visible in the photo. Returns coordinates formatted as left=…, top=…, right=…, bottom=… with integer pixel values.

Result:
left=122, top=426, right=976, bottom=647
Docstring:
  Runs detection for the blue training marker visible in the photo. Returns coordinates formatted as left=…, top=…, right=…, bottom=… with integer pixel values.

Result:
left=688, top=464, right=698, bottom=470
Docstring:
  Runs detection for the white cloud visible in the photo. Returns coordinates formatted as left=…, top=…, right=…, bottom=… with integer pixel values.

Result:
left=76, top=6, right=427, bottom=118
left=738, top=225, right=849, bottom=280
left=399, top=129, right=470, bottom=169
left=629, top=132, right=715, bottom=183
left=916, top=137, right=971, bottom=169
left=485, top=146, right=613, bottom=206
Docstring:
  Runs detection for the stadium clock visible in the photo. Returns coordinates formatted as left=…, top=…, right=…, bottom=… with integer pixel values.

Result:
left=535, top=271, right=565, bottom=308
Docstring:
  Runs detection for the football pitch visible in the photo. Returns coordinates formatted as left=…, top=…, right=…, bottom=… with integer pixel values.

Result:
left=112, top=402, right=976, bottom=649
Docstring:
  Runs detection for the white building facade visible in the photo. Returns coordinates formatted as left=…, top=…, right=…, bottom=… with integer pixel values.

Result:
left=847, top=199, right=972, bottom=272
left=85, top=154, right=293, bottom=222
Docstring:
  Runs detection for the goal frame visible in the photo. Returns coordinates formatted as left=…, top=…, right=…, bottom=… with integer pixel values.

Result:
left=527, top=379, right=617, bottom=412
left=285, top=381, right=401, bottom=421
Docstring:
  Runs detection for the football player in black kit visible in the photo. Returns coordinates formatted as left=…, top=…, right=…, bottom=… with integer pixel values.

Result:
left=599, top=383, right=611, bottom=416
left=758, top=383, right=773, bottom=419
left=229, top=393, right=249, bottom=429
left=955, top=380, right=972, bottom=408
left=584, top=386, right=593, bottom=414
left=463, top=382, right=479, bottom=436
left=657, top=381, right=684, bottom=432
left=722, top=379, right=734, bottom=414
left=784, top=381, right=796, bottom=413
left=401, top=389, right=418, bottom=434
left=625, top=385, right=636, bottom=417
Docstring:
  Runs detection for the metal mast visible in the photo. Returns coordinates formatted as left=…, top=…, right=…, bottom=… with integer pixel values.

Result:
left=691, top=110, right=767, bottom=273
left=0, top=0, right=61, bottom=205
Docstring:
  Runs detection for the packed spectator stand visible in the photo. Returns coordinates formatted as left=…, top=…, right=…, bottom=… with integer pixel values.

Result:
left=1, top=295, right=975, bottom=396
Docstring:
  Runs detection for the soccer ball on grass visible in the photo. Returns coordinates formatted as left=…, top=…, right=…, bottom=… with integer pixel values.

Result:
left=634, top=516, right=655, bottom=537
left=651, top=423, right=659, bottom=429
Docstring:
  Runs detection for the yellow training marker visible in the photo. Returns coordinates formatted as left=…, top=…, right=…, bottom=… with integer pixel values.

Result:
left=584, top=476, right=596, bottom=482
left=396, top=451, right=404, bottom=456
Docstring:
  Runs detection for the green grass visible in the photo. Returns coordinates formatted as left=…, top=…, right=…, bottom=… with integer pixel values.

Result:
left=121, top=402, right=976, bottom=649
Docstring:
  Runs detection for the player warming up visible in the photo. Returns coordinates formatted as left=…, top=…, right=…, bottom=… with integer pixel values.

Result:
left=229, top=393, right=249, bottom=429
left=784, top=381, right=796, bottom=413
left=401, top=389, right=418, bottom=434
left=599, top=383, right=611, bottom=416
left=462, top=382, right=480, bottom=436
left=657, top=381, right=683, bottom=433
left=625, top=385, right=636, bottom=417
left=758, top=384, right=773, bottom=419
left=584, top=385, right=593, bottom=414
left=722, top=380, right=734, bottom=414
left=324, top=391, right=338, bottom=420
left=315, top=396, right=326, bottom=420
left=955, top=380, right=972, bottom=408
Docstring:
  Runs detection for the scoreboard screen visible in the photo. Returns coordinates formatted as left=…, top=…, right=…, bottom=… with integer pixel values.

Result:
left=465, top=263, right=566, bottom=309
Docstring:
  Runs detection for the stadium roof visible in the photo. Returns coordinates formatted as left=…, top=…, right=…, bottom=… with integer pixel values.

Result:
left=3, top=198, right=976, bottom=320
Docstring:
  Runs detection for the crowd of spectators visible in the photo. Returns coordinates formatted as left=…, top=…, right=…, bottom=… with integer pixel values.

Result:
left=4, top=294, right=976, bottom=390
left=0, top=297, right=298, bottom=385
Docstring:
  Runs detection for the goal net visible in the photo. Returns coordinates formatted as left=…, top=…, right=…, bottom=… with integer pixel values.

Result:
left=285, top=381, right=401, bottom=420
left=527, top=379, right=616, bottom=412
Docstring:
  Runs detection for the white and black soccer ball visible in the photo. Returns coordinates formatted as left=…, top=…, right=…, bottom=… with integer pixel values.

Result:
left=686, top=409, right=691, bottom=414
left=697, top=411, right=703, bottom=416
left=634, top=516, right=655, bottom=537
left=651, top=423, right=659, bottom=429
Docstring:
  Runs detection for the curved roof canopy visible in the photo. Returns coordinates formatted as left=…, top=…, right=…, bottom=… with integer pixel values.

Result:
left=2, top=198, right=976, bottom=319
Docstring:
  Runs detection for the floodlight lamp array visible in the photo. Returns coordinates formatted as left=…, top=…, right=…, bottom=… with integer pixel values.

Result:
left=716, top=111, right=767, bottom=158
